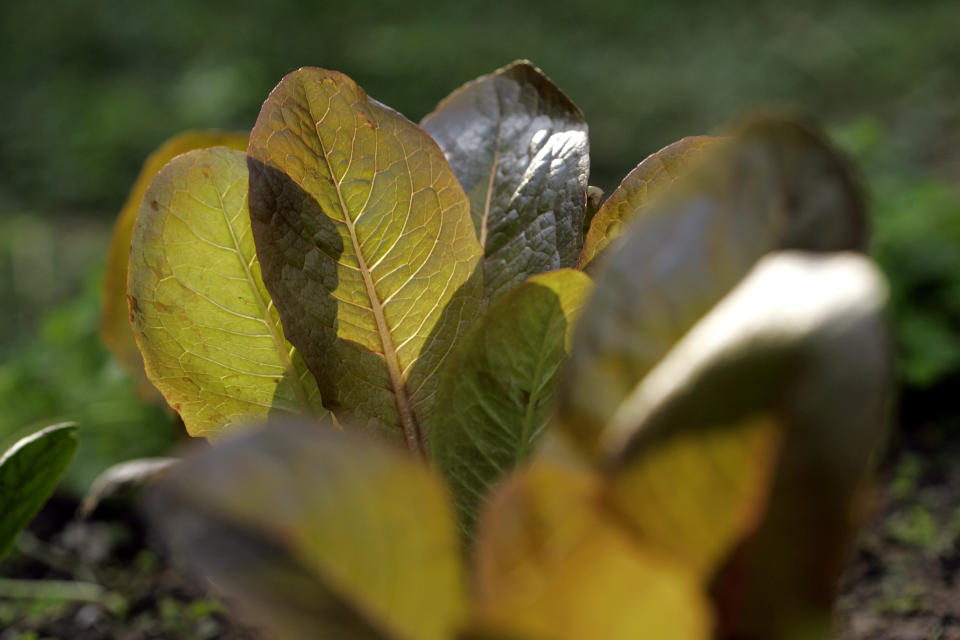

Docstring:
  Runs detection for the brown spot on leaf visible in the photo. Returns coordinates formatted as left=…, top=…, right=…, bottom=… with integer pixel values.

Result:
left=127, top=295, right=142, bottom=324
left=150, top=200, right=159, bottom=211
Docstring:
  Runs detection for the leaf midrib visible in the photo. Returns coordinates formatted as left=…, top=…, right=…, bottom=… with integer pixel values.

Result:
left=517, top=300, right=560, bottom=459
left=479, top=85, right=504, bottom=252
left=313, top=115, right=426, bottom=458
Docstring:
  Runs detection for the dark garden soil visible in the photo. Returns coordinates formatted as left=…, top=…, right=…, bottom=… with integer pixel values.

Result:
left=1, top=416, right=958, bottom=639
left=835, top=410, right=960, bottom=640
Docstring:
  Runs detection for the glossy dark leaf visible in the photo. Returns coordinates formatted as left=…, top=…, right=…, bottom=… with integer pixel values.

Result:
left=422, top=60, right=590, bottom=301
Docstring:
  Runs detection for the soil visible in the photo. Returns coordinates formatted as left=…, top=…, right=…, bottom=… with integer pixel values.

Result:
left=1, top=418, right=957, bottom=639
left=834, top=417, right=960, bottom=640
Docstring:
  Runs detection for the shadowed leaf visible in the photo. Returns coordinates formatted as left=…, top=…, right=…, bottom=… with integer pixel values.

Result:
left=150, top=419, right=465, bottom=640
left=128, top=147, right=326, bottom=438
left=101, top=131, right=247, bottom=400
left=0, top=423, right=77, bottom=560
left=579, top=136, right=720, bottom=269
left=422, top=60, right=590, bottom=301
left=247, top=67, right=482, bottom=456
left=431, top=268, right=592, bottom=533
left=469, top=461, right=711, bottom=640
left=601, top=252, right=892, bottom=639
left=558, top=116, right=868, bottom=453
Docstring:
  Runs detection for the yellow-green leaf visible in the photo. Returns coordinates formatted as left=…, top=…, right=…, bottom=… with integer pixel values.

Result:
left=602, top=252, right=892, bottom=639
left=101, top=131, right=247, bottom=400
left=431, top=268, right=593, bottom=533
left=151, top=419, right=465, bottom=640
left=579, top=135, right=720, bottom=269
left=557, top=116, right=868, bottom=454
left=247, top=67, right=483, bottom=456
left=469, top=461, right=711, bottom=640
left=422, top=60, right=590, bottom=301
left=128, top=147, right=326, bottom=437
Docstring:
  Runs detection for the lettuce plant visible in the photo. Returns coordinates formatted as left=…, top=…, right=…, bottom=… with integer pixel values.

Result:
left=100, top=60, right=892, bottom=639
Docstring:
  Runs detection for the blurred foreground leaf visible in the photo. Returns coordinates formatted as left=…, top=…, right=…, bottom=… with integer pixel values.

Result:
left=602, top=252, right=892, bottom=638
left=469, top=461, right=711, bottom=640
left=151, top=419, right=465, bottom=640
left=558, top=116, right=868, bottom=453
left=579, top=135, right=720, bottom=269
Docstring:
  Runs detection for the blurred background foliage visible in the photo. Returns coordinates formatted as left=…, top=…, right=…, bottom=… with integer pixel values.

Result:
left=0, top=0, right=957, bottom=491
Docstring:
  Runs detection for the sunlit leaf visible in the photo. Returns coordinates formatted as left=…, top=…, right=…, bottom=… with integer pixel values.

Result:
left=151, top=419, right=465, bottom=640
left=247, top=67, right=482, bottom=456
left=469, top=461, right=711, bottom=640
left=101, top=131, right=247, bottom=400
left=558, top=116, right=868, bottom=453
left=431, top=268, right=592, bottom=533
left=601, top=252, right=892, bottom=639
left=128, top=147, right=326, bottom=438
left=579, top=135, right=720, bottom=269
left=0, top=423, right=77, bottom=560
left=422, top=60, right=590, bottom=301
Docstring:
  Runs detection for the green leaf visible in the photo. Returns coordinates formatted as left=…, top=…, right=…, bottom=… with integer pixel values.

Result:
left=247, top=67, right=483, bottom=457
left=469, top=461, right=711, bottom=640
left=557, top=116, right=868, bottom=453
left=101, top=131, right=248, bottom=401
left=422, top=60, right=590, bottom=301
left=579, top=135, right=720, bottom=269
left=150, top=419, right=465, bottom=640
left=0, top=423, right=78, bottom=560
left=431, top=268, right=592, bottom=533
left=601, top=252, right=892, bottom=639
left=128, top=147, right=326, bottom=438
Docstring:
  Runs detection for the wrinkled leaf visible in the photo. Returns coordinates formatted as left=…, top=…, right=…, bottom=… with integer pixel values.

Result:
left=431, top=268, right=592, bottom=533
left=422, top=60, right=590, bottom=301
left=79, top=457, right=178, bottom=518
left=150, top=419, right=465, bottom=640
left=248, top=67, right=482, bottom=456
left=469, top=461, right=711, bottom=640
left=558, top=116, right=868, bottom=453
left=128, top=147, right=326, bottom=438
left=579, top=136, right=719, bottom=269
left=101, top=131, right=247, bottom=399
left=0, top=423, right=78, bottom=560
left=602, top=252, right=892, bottom=639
